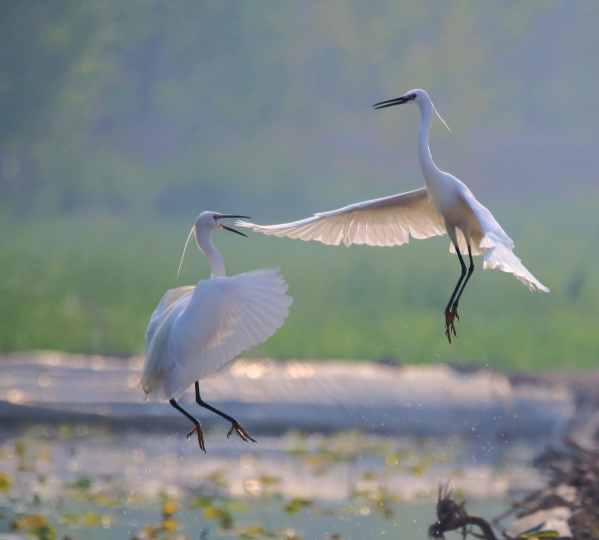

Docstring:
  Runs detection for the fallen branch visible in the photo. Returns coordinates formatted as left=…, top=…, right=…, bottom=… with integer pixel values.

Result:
left=428, top=484, right=498, bottom=540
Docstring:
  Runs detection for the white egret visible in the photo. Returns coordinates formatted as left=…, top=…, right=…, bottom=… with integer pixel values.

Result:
left=141, top=211, right=293, bottom=451
left=238, top=89, right=548, bottom=343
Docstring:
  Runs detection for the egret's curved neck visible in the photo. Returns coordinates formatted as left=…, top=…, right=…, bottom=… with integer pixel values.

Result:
left=195, top=226, right=226, bottom=278
left=416, top=99, right=439, bottom=183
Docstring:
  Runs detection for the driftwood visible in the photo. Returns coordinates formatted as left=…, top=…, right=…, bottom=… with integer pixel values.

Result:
left=430, top=437, right=599, bottom=540
left=428, top=484, right=498, bottom=540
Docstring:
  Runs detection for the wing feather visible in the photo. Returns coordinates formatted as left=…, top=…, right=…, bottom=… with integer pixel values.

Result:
left=389, top=215, right=408, bottom=244
left=378, top=218, right=393, bottom=246
left=237, top=188, right=446, bottom=248
left=347, top=217, right=358, bottom=242
left=301, top=219, right=325, bottom=241
left=223, top=298, right=254, bottom=350
left=356, top=220, right=367, bottom=244
left=372, top=217, right=385, bottom=245
left=366, top=216, right=378, bottom=246
left=141, top=268, right=293, bottom=400
left=231, top=302, right=267, bottom=343
left=243, top=302, right=277, bottom=338
left=321, top=215, right=341, bottom=245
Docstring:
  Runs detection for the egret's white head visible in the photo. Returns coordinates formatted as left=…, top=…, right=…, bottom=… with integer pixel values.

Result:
left=373, top=88, right=449, bottom=130
left=373, top=88, right=427, bottom=109
left=178, top=211, right=250, bottom=278
left=194, top=211, right=250, bottom=237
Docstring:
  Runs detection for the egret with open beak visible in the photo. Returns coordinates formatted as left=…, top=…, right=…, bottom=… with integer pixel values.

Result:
left=142, top=211, right=293, bottom=451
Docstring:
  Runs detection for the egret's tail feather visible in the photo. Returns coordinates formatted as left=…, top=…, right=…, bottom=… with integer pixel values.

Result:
left=142, top=363, right=184, bottom=402
left=454, top=185, right=547, bottom=291
left=482, top=243, right=549, bottom=293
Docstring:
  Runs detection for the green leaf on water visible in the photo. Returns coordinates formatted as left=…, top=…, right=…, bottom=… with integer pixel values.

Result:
left=31, top=525, right=56, bottom=540
left=202, top=505, right=234, bottom=530
left=228, top=501, right=248, bottom=512
left=238, top=525, right=277, bottom=539
left=375, top=502, right=394, bottom=519
left=60, top=512, right=103, bottom=527
left=15, top=441, right=27, bottom=457
left=190, top=496, right=212, bottom=508
left=518, top=530, right=560, bottom=539
left=284, top=498, right=312, bottom=515
left=161, top=516, right=179, bottom=532
left=219, top=511, right=234, bottom=530
left=161, top=501, right=179, bottom=515
left=80, top=512, right=101, bottom=527
left=203, top=468, right=229, bottom=488
left=0, top=473, right=11, bottom=493
left=314, top=507, right=335, bottom=516
left=59, top=514, right=79, bottom=525
left=67, top=477, right=92, bottom=490
left=10, top=514, right=48, bottom=530
left=259, top=475, right=281, bottom=486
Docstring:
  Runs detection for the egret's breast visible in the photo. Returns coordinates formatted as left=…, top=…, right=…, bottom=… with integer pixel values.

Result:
left=428, top=175, right=476, bottom=230
left=437, top=195, right=482, bottom=242
left=430, top=185, right=461, bottom=222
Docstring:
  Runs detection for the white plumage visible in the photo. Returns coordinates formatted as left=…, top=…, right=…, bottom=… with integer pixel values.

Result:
left=143, top=269, right=291, bottom=400
left=141, top=211, right=292, bottom=450
left=238, top=89, right=548, bottom=342
left=245, top=188, right=446, bottom=248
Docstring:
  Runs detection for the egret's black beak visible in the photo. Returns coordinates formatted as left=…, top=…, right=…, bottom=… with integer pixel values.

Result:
left=373, top=94, right=414, bottom=110
left=216, top=215, right=250, bottom=237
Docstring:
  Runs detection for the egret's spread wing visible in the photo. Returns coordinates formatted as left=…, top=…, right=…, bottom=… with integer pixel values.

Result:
left=458, top=185, right=549, bottom=293
left=142, top=268, right=292, bottom=400
left=237, top=188, right=446, bottom=247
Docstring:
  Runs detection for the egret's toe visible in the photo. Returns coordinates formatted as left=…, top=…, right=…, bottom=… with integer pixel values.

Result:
left=227, top=421, right=257, bottom=444
left=444, top=308, right=459, bottom=344
left=187, top=425, right=206, bottom=452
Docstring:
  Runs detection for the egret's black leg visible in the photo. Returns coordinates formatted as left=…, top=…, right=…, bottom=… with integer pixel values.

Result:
left=444, top=245, right=467, bottom=344
left=191, top=382, right=256, bottom=443
left=169, top=398, right=205, bottom=452
left=445, top=245, right=467, bottom=313
left=452, top=246, right=474, bottom=310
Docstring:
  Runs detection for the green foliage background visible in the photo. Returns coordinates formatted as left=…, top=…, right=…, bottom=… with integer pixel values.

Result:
left=2, top=1, right=599, bottom=369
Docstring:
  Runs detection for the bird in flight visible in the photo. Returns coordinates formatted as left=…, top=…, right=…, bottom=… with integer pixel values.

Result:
left=238, top=89, right=548, bottom=343
left=141, top=212, right=293, bottom=451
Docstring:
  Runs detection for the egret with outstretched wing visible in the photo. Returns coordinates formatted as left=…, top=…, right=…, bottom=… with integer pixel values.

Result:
left=142, top=212, right=293, bottom=451
left=238, top=89, right=548, bottom=343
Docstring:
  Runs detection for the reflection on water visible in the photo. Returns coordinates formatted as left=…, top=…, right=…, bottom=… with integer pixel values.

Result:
left=0, top=425, right=545, bottom=539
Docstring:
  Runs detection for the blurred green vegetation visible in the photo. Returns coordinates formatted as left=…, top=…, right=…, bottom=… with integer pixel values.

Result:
left=2, top=192, right=598, bottom=370
left=1, top=1, right=599, bottom=369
